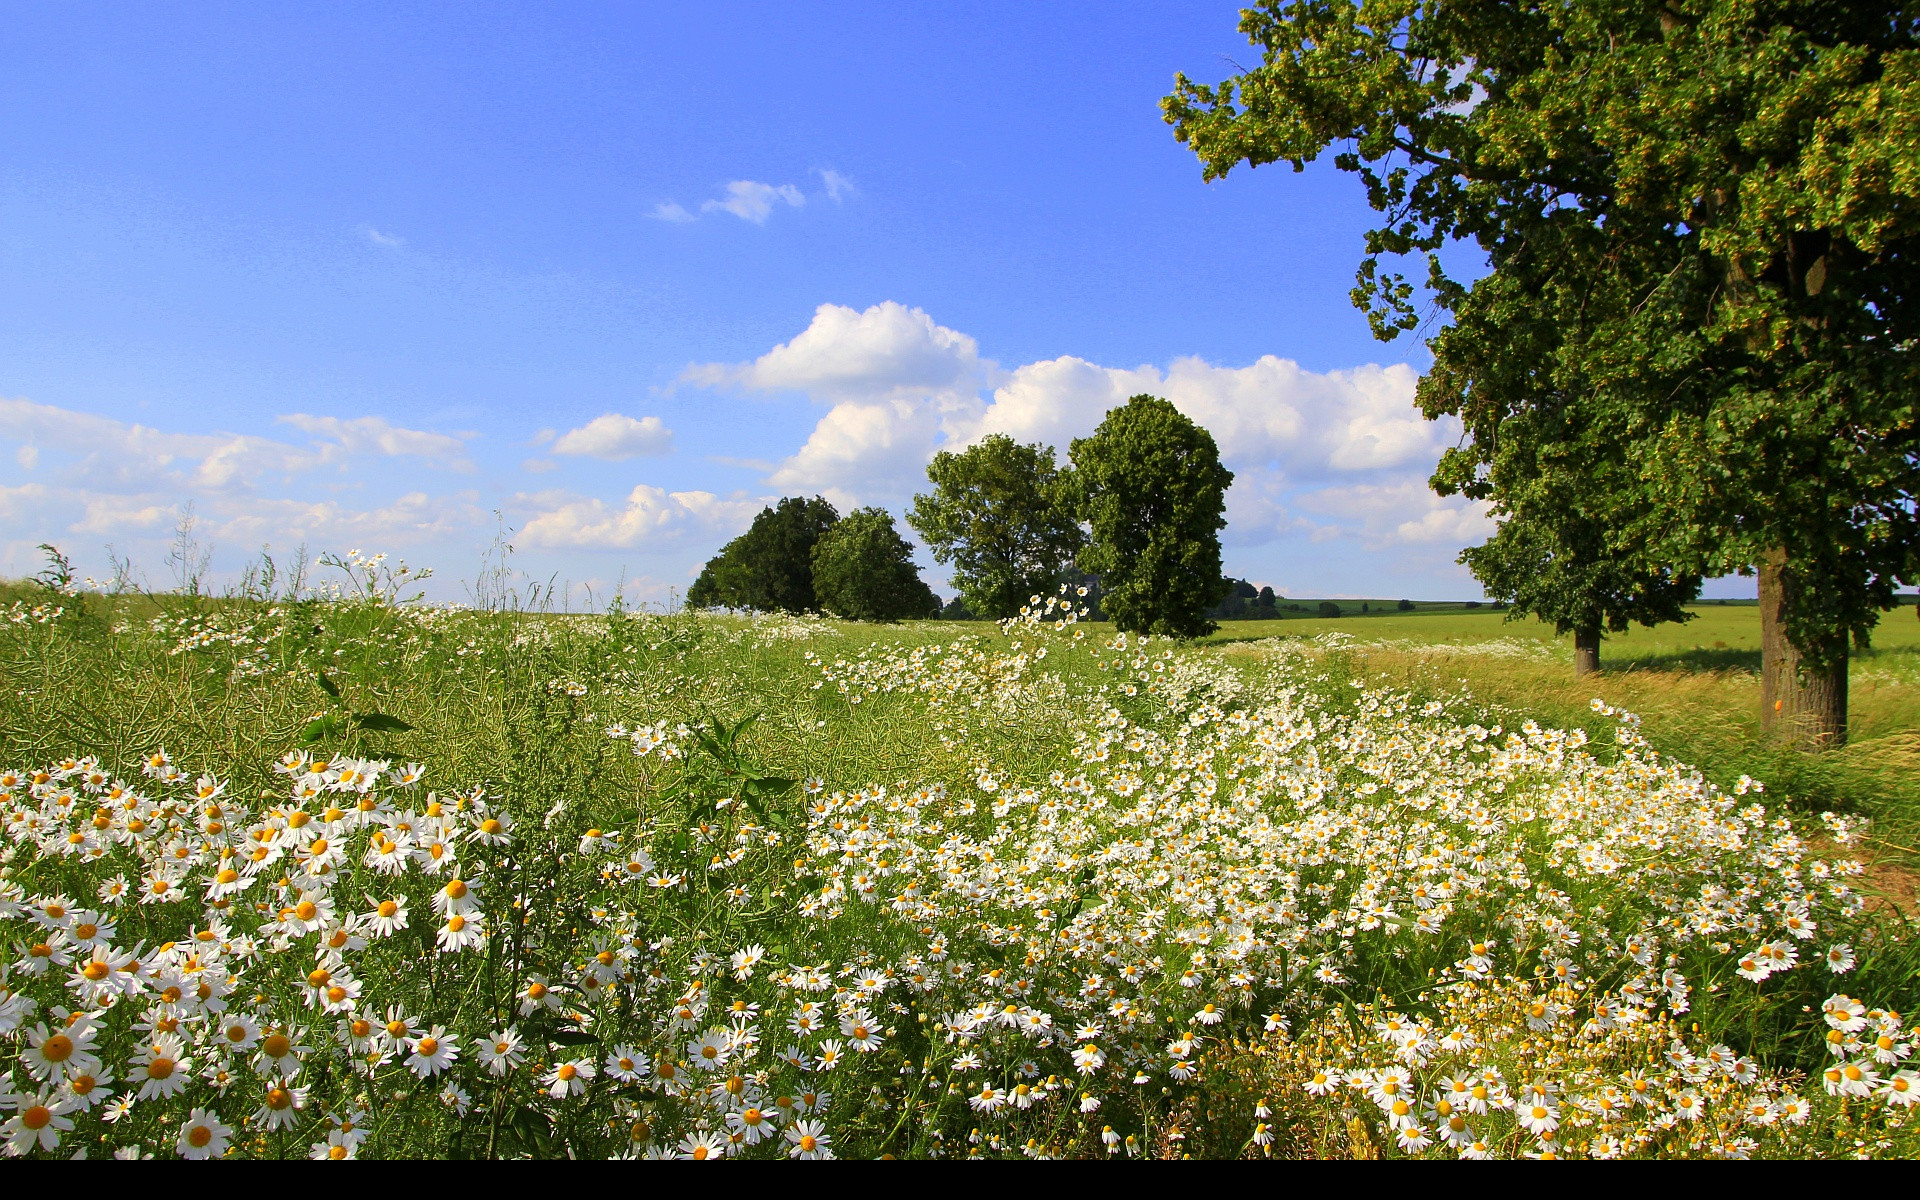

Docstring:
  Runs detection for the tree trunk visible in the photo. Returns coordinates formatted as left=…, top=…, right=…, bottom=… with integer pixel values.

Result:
left=1758, top=550, right=1847, bottom=749
left=1573, top=627, right=1601, bottom=676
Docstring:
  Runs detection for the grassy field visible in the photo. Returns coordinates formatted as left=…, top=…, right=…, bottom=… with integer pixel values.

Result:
left=2, top=577, right=1918, bottom=1159
left=1203, top=605, right=1920, bottom=854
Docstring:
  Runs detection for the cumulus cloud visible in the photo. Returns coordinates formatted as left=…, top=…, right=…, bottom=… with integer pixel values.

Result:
left=686, top=302, right=993, bottom=403
left=677, top=303, right=1485, bottom=569
left=549, top=414, right=674, bottom=461
left=1297, top=480, right=1494, bottom=549
left=683, top=302, right=996, bottom=493
left=650, top=201, right=695, bottom=224
left=515, top=485, right=763, bottom=549
left=702, top=181, right=805, bottom=224
left=966, top=355, right=1441, bottom=478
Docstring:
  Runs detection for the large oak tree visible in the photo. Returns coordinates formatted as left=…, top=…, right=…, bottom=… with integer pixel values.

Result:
left=1166, top=0, right=1920, bottom=746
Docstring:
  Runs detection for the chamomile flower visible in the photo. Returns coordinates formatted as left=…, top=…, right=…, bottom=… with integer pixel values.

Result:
left=175, top=1107, right=232, bottom=1160
left=404, top=1027, right=459, bottom=1078
left=785, top=1118, right=833, bottom=1159
left=2, top=1088, right=74, bottom=1155
left=544, top=1059, right=596, bottom=1099
left=253, top=1083, right=308, bottom=1130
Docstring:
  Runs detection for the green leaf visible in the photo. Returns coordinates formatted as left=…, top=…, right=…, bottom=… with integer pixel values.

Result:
left=354, top=712, right=414, bottom=733
left=502, top=1106, right=555, bottom=1158
left=547, top=1028, right=599, bottom=1047
left=314, top=670, right=343, bottom=702
left=299, top=714, right=347, bottom=745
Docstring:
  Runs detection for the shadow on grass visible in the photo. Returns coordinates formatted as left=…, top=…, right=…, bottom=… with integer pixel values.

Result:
left=1604, top=647, right=1762, bottom=675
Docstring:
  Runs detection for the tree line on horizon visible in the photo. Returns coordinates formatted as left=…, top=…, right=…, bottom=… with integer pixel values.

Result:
left=689, top=395, right=1239, bottom=638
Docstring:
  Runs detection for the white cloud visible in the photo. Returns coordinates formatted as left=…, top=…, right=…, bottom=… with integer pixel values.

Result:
left=767, top=398, right=955, bottom=494
left=684, top=302, right=995, bottom=495
left=1297, top=480, right=1493, bottom=549
left=549, top=414, right=674, bottom=461
left=701, top=181, right=805, bottom=224
left=16, top=445, right=37, bottom=469
left=685, top=302, right=993, bottom=402
left=650, top=201, right=695, bottom=224
left=277, top=414, right=473, bottom=470
left=819, top=169, right=855, bottom=202
left=515, top=485, right=763, bottom=550
left=0, top=399, right=474, bottom=488
left=967, top=355, right=1442, bottom=479
left=678, top=304, right=1486, bottom=573
left=363, top=227, right=405, bottom=248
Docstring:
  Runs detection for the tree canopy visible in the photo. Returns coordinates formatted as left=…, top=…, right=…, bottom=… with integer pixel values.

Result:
left=687, top=495, right=840, bottom=613
left=811, top=507, right=940, bottom=622
left=1166, top=0, right=1920, bottom=745
left=1071, top=395, right=1234, bottom=639
left=907, top=434, right=1085, bottom=621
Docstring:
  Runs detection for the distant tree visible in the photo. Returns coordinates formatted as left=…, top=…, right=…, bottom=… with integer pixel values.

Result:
left=687, top=496, right=839, bottom=613
left=1317, top=601, right=1342, bottom=619
left=1211, top=578, right=1259, bottom=620
left=1071, top=396, right=1233, bottom=639
left=811, top=507, right=939, bottom=623
left=1465, top=510, right=1701, bottom=676
left=908, top=435, right=1085, bottom=621
left=1397, top=599, right=1414, bottom=612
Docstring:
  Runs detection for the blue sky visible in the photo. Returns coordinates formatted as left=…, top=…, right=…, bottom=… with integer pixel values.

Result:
left=0, top=2, right=1761, bottom=604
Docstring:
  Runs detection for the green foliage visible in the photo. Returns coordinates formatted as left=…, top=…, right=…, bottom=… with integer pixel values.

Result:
left=907, top=434, right=1085, bottom=621
left=1163, top=0, right=1920, bottom=675
left=1465, top=509, right=1703, bottom=642
left=1317, top=601, right=1343, bottom=619
left=1211, top=578, right=1281, bottom=621
left=810, top=507, right=939, bottom=622
left=1070, top=395, right=1233, bottom=639
left=688, top=496, right=839, bottom=614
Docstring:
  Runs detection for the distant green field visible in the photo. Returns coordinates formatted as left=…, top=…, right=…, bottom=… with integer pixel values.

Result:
left=1209, top=601, right=1920, bottom=675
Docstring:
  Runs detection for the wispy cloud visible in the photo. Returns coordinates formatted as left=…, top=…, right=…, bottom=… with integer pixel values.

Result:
left=819, top=169, right=856, bottom=202
left=701, top=181, right=805, bottom=224
left=362, top=226, right=406, bottom=248
left=649, top=201, right=696, bottom=224
left=276, top=414, right=474, bottom=471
